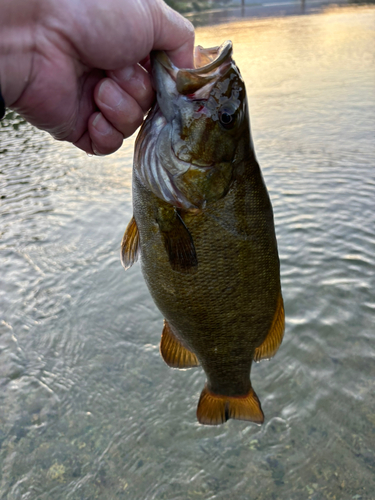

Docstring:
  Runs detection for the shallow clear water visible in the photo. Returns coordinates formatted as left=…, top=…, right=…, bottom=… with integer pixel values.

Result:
left=1, top=5, right=374, bottom=499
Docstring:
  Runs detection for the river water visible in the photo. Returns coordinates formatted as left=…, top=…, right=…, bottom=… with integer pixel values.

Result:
left=0, top=5, right=374, bottom=500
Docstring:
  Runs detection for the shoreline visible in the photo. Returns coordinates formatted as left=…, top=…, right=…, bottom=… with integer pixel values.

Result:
left=184, top=0, right=352, bottom=25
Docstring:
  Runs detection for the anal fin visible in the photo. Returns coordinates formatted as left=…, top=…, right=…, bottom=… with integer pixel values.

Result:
left=160, top=320, right=199, bottom=369
left=121, top=216, right=140, bottom=270
left=197, top=385, right=264, bottom=426
left=254, top=292, right=285, bottom=362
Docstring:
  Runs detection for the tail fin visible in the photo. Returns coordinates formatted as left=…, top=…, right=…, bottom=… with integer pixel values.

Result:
left=196, top=385, right=264, bottom=426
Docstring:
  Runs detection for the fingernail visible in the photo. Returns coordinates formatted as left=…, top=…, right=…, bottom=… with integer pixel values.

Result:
left=92, top=113, right=112, bottom=136
left=98, top=80, right=123, bottom=108
left=117, top=65, right=135, bottom=81
left=92, top=145, right=105, bottom=156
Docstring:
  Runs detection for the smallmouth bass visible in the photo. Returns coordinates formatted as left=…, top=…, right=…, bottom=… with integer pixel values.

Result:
left=121, top=41, right=284, bottom=426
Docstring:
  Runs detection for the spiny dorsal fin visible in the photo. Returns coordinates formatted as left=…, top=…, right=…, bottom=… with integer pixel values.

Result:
left=254, top=292, right=285, bottom=362
left=121, top=216, right=140, bottom=271
left=196, top=385, right=264, bottom=426
left=160, top=320, right=200, bottom=369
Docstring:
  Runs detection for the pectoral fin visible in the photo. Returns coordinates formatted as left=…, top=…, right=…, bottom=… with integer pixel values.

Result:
left=156, top=207, right=198, bottom=274
left=197, top=385, right=264, bottom=426
left=254, top=293, right=285, bottom=362
left=160, top=320, right=200, bottom=369
left=121, top=216, right=140, bottom=270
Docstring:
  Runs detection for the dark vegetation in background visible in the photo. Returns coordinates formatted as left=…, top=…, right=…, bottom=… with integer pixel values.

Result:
left=164, top=0, right=234, bottom=14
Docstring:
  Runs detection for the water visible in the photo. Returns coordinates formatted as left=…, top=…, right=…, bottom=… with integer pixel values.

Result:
left=1, top=5, right=374, bottom=499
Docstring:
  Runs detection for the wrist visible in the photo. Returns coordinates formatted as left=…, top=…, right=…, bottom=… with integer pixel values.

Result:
left=0, top=0, right=39, bottom=107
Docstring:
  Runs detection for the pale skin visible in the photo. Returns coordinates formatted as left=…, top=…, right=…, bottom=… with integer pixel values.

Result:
left=0, top=0, right=194, bottom=155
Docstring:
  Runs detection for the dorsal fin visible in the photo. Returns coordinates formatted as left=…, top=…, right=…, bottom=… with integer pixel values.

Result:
left=160, top=320, right=200, bottom=369
left=121, top=216, right=140, bottom=270
left=254, top=292, right=285, bottom=362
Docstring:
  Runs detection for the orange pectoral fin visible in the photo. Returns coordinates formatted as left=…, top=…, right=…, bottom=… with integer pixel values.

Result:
left=254, top=292, right=285, bottom=362
left=160, top=320, right=200, bottom=369
left=196, top=385, right=264, bottom=426
left=121, top=216, right=140, bottom=271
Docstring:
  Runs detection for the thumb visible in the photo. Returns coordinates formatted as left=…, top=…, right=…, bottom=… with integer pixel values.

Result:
left=151, top=2, right=195, bottom=69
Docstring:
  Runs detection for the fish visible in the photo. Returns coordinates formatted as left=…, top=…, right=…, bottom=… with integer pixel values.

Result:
left=121, top=40, right=284, bottom=426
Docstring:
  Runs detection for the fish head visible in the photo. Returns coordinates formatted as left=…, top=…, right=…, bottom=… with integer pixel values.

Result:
left=136, top=41, right=253, bottom=210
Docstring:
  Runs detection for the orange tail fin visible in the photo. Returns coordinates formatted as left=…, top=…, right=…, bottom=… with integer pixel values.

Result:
left=196, top=385, right=264, bottom=426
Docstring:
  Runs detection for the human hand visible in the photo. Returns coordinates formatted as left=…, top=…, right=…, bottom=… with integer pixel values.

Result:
left=0, top=0, right=194, bottom=155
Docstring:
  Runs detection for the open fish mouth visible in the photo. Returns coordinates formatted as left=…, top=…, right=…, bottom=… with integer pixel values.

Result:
left=151, top=40, right=234, bottom=101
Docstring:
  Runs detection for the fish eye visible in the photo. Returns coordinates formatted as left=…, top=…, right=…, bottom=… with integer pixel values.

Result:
left=219, top=107, right=237, bottom=129
left=220, top=112, right=233, bottom=125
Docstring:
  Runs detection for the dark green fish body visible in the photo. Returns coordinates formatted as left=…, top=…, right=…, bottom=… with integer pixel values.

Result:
left=122, top=41, right=284, bottom=425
